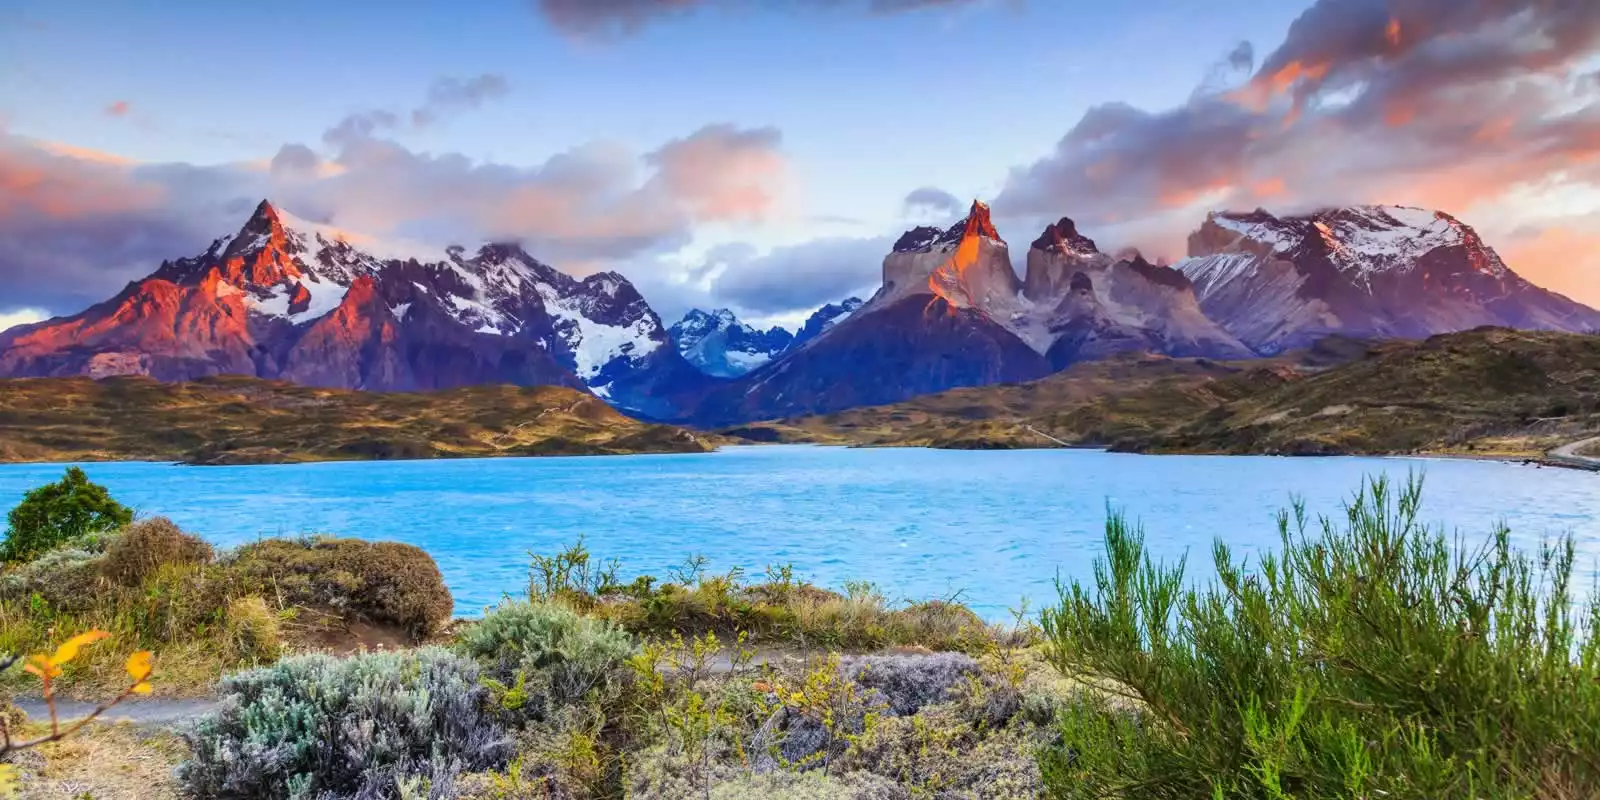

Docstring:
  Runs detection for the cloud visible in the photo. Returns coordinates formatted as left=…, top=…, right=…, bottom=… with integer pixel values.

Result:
left=0, top=134, right=257, bottom=314
left=104, top=100, right=131, bottom=118
left=0, top=308, right=47, bottom=334
left=0, top=114, right=789, bottom=314
left=324, top=74, right=509, bottom=147
left=903, top=186, right=962, bottom=217
left=412, top=74, right=510, bottom=128
left=993, top=0, right=1600, bottom=305
left=1501, top=223, right=1600, bottom=309
left=707, top=235, right=888, bottom=316
left=532, top=0, right=991, bottom=38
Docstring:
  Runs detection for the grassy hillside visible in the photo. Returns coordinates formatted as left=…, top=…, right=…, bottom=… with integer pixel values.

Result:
left=0, top=376, right=717, bottom=464
left=1143, top=328, right=1600, bottom=457
left=733, top=329, right=1600, bottom=460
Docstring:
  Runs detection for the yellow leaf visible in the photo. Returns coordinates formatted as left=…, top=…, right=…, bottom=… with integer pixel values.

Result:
left=125, top=650, right=154, bottom=681
left=23, top=654, right=60, bottom=680
left=49, top=630, right=110, bottom=666
left=132, top=681, right=153, bottom=696
left=0, top=763, right=17, bottom=798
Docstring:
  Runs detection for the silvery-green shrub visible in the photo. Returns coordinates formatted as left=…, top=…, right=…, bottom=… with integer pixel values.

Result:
left=178, top=647, right=510, bottom=799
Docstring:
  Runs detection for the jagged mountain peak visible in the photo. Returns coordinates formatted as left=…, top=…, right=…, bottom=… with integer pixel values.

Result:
left=893, top=199, right=1005, bottom=253
left=1031, top=216, right=1099, bottom=255
left=1200, top=204, right=1496, bottom=280
left=1181, top=203, right=1600, bottom=354
left=669, top=307, right=793, bottom=378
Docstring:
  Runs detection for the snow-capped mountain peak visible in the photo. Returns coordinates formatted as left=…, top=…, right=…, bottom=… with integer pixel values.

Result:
left=54, top=199, right=706, bottom=413
left=1178, top=203, right=1598, bottom=354
left=1203, top=205, right=1501, bottom=282
left=669, top=308, right=793, bottom=378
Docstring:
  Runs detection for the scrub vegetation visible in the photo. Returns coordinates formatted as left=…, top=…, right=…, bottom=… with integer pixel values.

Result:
left=0, top=468, right=1594, bottom=799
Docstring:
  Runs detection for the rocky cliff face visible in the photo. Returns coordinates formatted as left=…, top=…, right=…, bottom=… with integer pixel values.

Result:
left=879, top=201, right=1023, bottom=319
left=669, top=309, right=794, bottom=378
left=1178, top=205, right=1600, bottom=353
left=0, top=201, right=708, bottom=415
left=1023, top=217, right=1253, bottom=369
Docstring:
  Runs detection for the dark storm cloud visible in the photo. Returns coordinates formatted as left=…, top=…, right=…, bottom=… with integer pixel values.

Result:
left=533, top=0, right=993, bottom=37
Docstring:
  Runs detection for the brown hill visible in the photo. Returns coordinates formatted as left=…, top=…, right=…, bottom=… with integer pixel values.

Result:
left=733, top=329, right=1600, bottom=460
left=0, top=376, right=714, bottom=465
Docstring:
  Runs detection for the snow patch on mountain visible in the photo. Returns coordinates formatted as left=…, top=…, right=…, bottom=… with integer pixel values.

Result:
left=252, top=278, right=349, bottom=324
left=538, top=282, right=662, bottom=380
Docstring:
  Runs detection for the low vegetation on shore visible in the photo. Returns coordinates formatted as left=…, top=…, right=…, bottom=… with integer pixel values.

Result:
left=0, top=468, right=1595, bottom=798
left=733, top=328, right=1600, bottom=461
left=0, top=376, right=715, bottom=465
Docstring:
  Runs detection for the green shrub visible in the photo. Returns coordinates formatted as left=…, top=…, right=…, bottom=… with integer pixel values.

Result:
left=1038, top=476, right=1600, bottom=799
left=1, top=466, right=132, bottom=562
left=225, top=536, right=454, bottom=637
left=178, top=648, right=511, bottom=799
left=100, top=516, right=214, bottom=586
left=0, top=546, right=106, bottom=613
left=457, top=600, right=633, bottom=703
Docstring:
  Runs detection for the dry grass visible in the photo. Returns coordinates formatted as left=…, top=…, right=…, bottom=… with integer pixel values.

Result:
left=0, top=375, right=717, bottom=465
left=11, top=723, right=185, bottom=800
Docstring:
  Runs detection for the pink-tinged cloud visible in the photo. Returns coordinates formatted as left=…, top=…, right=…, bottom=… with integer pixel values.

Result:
left=104, top=100, right=131, bottom=117
left=993, top=0, right=1600, bottom=306
left=0, top=111, right=788, bottom=313
left=1503, top=226, right=1600, bottom=309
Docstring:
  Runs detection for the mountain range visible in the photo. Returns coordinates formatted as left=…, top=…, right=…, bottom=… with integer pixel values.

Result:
left=3, top=198, right=1595, bottom=426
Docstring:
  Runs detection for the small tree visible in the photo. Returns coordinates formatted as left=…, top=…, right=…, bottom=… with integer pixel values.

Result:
left=1, top=467, right=132, bottom=563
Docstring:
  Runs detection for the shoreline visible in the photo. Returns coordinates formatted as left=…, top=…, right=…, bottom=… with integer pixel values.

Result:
left=4, top=438, right=1598, bottom=471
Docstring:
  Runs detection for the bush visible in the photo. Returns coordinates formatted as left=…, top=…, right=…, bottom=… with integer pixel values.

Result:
left=456, top=600, right=633, bottom=702
left=1039, top=476, right=1600, bottom=799
left=101, top=517, right=214, bottom=586
left=837, top=703, right=1044, bottom=799
left=224, top=595, right=283, bottom=663
left=1, top=466, right=132, bottom=562
left=0, top=547, right=106, bottom=613
left=225, top=537, right=454, bottom=637
left=178, top=648, right=511, bottom=799
left=839, top=652, right=978, bottom=717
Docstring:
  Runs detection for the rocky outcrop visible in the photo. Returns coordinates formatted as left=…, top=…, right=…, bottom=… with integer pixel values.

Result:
left=1024, top=225, right=1254, bottom=369
left=1179, top=205, right=1600, bottom=353
left=879, top=201, right=1021, bottom=314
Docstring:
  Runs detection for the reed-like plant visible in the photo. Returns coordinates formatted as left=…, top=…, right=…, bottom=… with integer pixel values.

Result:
left=1039, top=475, right=1600, bottom=799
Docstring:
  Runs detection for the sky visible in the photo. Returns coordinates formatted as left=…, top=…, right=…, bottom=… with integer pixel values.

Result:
left=2, top=0, right=1597, bottom=331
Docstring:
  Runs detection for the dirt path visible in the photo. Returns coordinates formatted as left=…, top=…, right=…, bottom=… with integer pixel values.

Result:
left=14, top=697, right=220, bottom=728
left=1547, top=435, right=1600, bottom=471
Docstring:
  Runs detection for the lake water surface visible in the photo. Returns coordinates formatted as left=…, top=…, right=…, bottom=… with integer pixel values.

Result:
left=1, top=446, right=1595, bottom=619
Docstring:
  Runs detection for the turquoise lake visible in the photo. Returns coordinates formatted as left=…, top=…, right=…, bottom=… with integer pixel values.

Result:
left=0, top=446, right=1595, bottom=619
